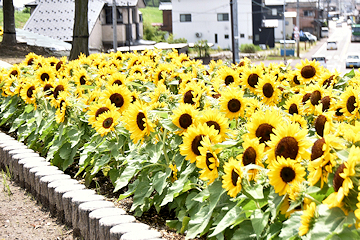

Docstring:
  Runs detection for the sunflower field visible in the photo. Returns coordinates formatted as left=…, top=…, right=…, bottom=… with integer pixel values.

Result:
left=1, top=49, right=360, bottom=239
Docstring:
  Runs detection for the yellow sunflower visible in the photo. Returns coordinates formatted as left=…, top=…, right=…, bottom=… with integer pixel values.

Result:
left=255, top=74, right=281, bottom=106
left=178, top=81, right=204, bottom=109
left=171, top=103, right=199, bottom=133
left=122, top=101, right=155, bottom=144
left=283, top=94, right=303, bottom=116
left=23, top=52, right=39, bottom=66
left=222, top=157, right=243, bottom=198
left=240, top=65, right=264, bottom=93
left=196, top=136, right=221, bottom=184
left=219, top=87, right=247, bottom=120
left=101, top=84, right=132, bottom=114
left=294, top=59, right=323, bottom=85
left=179, top=122, right=222, bottom=163
left=313, top=110, right=334, bottom=137
left=55, top=91, right=70, bottom=123
left=268, top=156, right=306, bottom=196
left=73, top=68, right=92, bottom=86
left=214, top=66, right=240, bottom=87
left=49, top=77, right=70, bottom=107
left=339, top=86, right=359, bottom=120
left=198, top=108, right=230, bottom=141
left=7, top=64, right=21, bottom=79
left=93, top=110, right=121, bottom=137
left=267, top=122, right=311, bottom=164
left=87, top=99, right=118, bottom=127
left=152, top=63, right=173, bottom=84
left=318, top=68, right=340, bottom=89
left=20, top=79, right=39, bottom=108
left=169, top=163, right=178, bottom=182
left=298, top=202, right=317, bottom=236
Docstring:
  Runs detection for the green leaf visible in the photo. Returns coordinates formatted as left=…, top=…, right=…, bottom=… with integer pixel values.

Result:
left=153, top=168, right=171, bottom=195
left=160, top=118, right=179, bottom=132
left=279, top=211, right=302, bottom=239
left=113, top=166, right=139, bottom=192
left=243, top=183, right=264, bottom=200
left=251, top=208, right=270, bottom=238
left=232, top=220, right=256, bottom=240
left=92, top=155, right=111, bottom=175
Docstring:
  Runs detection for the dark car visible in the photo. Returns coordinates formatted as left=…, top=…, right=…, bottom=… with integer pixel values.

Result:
left=291, top=33, right=311, bottom=42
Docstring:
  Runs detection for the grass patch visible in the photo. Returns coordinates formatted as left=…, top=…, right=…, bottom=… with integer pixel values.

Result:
left=141, top=7, right=162, bottom=24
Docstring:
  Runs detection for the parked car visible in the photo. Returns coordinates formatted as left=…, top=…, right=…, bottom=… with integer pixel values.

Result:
left=345, top=54, right=360, bottom=68
left=327, top=40, right=337, bottom=50
left=311, top=56, right=327, bottom=68
left=321, top=27, right=329, bottom=38
left=336, top=21, right=342, bottom=27
left=304, top=32, right=317, bottom=42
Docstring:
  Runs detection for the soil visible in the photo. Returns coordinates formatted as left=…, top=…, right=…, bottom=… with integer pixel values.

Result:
left=0, top=43, right=190, bottom=240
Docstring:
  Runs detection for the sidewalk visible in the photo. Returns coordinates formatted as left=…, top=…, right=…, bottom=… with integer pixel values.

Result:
left=0, top=60, right=12, bottom=69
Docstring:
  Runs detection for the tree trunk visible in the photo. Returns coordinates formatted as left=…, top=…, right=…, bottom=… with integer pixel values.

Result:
left=69, top=0, right=89, bottom=60
left=2, top=0, right=17, bottom=45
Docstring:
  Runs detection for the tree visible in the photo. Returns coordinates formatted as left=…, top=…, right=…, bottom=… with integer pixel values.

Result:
left=69, top=0, right=89, bottom=60
left=1, top=0, right=17, bottom=45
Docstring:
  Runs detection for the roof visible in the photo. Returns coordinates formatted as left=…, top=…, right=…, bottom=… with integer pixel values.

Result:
left=24, top=0, right=104, bottom=42
left=159, top=2, right=171, bottom=11
left=104, top=0, right=145, bottom=7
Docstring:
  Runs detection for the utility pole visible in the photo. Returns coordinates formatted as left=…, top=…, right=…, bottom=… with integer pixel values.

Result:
left=230, top=0, right=240, bottom=64
left=283, top=0, right=286, bottom=64
left=112, top=0, right=117, bottom=51
left=296, top=0, right=300, bottom=57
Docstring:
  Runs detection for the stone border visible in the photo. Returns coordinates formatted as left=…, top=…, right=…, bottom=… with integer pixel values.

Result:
left=0, top=132, right=164, bottom=240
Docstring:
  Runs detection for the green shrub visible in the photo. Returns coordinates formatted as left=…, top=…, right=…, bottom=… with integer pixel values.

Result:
left=166, top=34, right=187, bottom=44
left=143, top=22, right=166, bottom=42
left=240, top=44, right=261, bottom=53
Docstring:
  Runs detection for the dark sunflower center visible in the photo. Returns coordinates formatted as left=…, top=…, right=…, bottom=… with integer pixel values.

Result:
left=302, top=93, right=311, bottom=104
left=136, top=112, right=146, bottom=131
left=275, top=136, right=299, bottom=160
left=311, top=138, right=325, bottom=161
left=95, top=107, right=110, bottom=118
left=333, top=163, right=345, bottom=192
left=300, top=65, right=316, bottom=79
left=179, top=113, right=192, bottom=129
left=321, top=96, right=331, bottom=111
left=191, top=134, right=205, bottom=156
left=59, top=100, right=65, bottom=109
left=80, top=76, right=86, bottom=85
left=56, top=61, right=63, bottom=71
left=289, top=103, right=298, bottom=115
left=53, top=85, right=64, bottom=99
left=346, top=95, right=356, bottom=113
left=255, top=123, right=274, bottom=143
left=225, top=75, right=234, bottom=85
left=112, top=80, right=123, bottom=86
left=10, top=70, right=18, bottom=78
left=263, top=83, right=274, bottom=98
left=323, top=76, right=333, bottom=88
left=183, top=90, right=195, bottom=105
left=206, top=120, right=221, bottom=133
left=314, top=115, right=326, bottom=137
left=205, top=152, right=215, bottom=171
left=280, top=166, right=296, bottom=183
left=335, top=107, right=343, bottom=116
left=293, top=76, right=300, bottom=85
left=247, top=73, right=259, bottom=88
left=158, top=71, right=164, bottom=81
left=227, top=99, right=241, bottom=113
left=26, top=86, right=35, bottom=98
left=110, top=93, right=124, bottom=108
left=231, top=169, right=239, bottom=186
left=43, top=84, right=53, bottom=96
left=102, top=117, right=113, bottom=129
left=310, top=90, right=321, bottom=106
left=242, top=147, right=257, bottom=166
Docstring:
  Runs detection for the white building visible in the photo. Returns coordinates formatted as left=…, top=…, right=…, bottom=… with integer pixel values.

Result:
left=171, top=0, right=253, bottom=50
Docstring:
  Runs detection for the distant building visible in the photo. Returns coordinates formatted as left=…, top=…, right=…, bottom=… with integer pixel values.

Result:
left=24, top=0, right=146, bottom=52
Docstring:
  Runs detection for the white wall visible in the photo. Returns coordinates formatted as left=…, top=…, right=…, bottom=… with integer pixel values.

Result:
left=172, top=0, right=252, bottom=50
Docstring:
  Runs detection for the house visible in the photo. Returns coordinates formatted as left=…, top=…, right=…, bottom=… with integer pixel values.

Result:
left=170, top=0, right=253, bottom=50
left=23, top=0, right=146, bottom=52
left=159, top=1, right=172, bottom=34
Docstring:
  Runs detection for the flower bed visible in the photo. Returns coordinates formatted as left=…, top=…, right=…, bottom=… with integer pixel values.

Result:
left=1, top=49, right=360, bottom=239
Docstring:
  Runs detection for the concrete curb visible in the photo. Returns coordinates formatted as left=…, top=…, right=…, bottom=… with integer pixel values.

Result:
left=0, top=131, right=165, bottom=240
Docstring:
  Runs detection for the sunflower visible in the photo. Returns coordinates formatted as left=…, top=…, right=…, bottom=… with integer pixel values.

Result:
left=298, top=202, right=317, bottom=236
left=169, top=163, right=178, bottom=182
left=240, top=65, right=263, bottom=93
left=222, top=157, right=243, bottom=198
left=302, top=84, right=329, bottom=114
left=282, top=94, right=302, bottom=115
left=245, top=108, right=283, bottom=145
left=255, top=74, right=281, bottom=106
left=55, top=91, right=70, bottom=123
left=3, top=75, right=19, bottom=96
left=0, top=26, right=3, bottom=36
left=318, top=68, right=340, bottom=89
left=23, top=52, right=39, bottom=66
left=152, top=63, right=173, bottom=84
left=107, top=72, right=127, bottom=87
left=214, top=66, right=240, bottom=87
left=268, top=156, right=306, bottom=196
left=339, top=86, right=359, bottom=120
left=330, top=102, right=347, bottom=122
left=178, top=81, right=204, bottom=109
left=7, top=64, right=21, bottom=79
left=238, top=136, right=265, bottom=181
left=93, top=109, right=121, bottom=137
left=171, top=103, right=199, bottom=133
left=122, top=101, right=155, bottom=144
left=198, top=108, right=230, bottom=141
left=49, top=77, right=70, bottom=107
left=294, top=59, right=323, bottom=85
left=219, top=87, right=247, bottom=120
left=244, top=98, right=262, bottom=119
left=35, top=65, right=56, bottom=83
left=196, top=136, right=221, bottom=184
left=313, top=111, right=334, bottom=137
left=179, top=123, right=221, bottom=163
left=73, top=68, right=92, bottom=86
left=287, top=114, right=308, bottom=130
left=87, top=99, right=118, bottom=127
left=267, top=122, right=311, bottom=164
left=101, top=84, right=132, bottom=114
left=20, top=79, right=39, bottom=108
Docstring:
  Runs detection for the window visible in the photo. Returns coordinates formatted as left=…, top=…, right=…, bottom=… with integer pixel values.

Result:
left=215, top=34, right=218, bottom=43
left=105, top=7, right=123, bottom=24
left=217, top=13, right=229, bottom=21
left=225, top=34, right=229, bottom=39
left=303, top=10, right=314, bottom=17
left=240, top=33, right=245, bottom=38
left=132, top=8, right=136, bottom=23
left=180, top=14, right=191, bottom=22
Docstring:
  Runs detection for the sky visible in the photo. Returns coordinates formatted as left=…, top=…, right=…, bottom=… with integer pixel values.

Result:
left=13, top=0, right=34, bottom=8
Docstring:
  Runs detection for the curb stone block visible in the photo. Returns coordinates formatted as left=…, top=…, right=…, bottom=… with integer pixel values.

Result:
left=38, top=174, right=70, bottom=206
left=11, top=152, right=42, bottom=181
left=30, top=166, right=62, bottom=197
left=89, top=208, right=127, bottom=240
left=7, top=148, right=36, bottom=176
left=99, top=215, right=136, bottom=240
left=109, top=222, right=150, bottom=240
left=78, top=200, right=115, bottom=239
left=120, top=230, right=163, bottom=240
left=22, top=160, right=50, bottom=190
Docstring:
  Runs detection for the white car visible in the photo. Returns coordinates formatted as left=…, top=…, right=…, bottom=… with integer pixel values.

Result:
left=304, top=32, right=317, bottom=42
left=327, top=41, right=337, bottom=50
left=311, top=56, right=327, bottom=68
left=345, top=54, right=360, bottom=68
